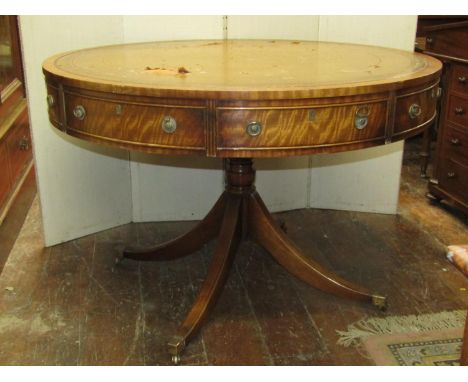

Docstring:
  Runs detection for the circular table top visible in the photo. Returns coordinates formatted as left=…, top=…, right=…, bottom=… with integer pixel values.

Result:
left=43, top=39, right=442, bottom=100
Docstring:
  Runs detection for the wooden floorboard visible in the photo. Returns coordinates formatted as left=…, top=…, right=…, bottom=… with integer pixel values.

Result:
left=0, top=136, right=467, bottom=365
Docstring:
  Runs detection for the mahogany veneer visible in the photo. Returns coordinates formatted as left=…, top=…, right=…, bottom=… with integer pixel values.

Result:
left=42, top=40, right=442, bottom=364
left=417, top=18, right=468, bottom=213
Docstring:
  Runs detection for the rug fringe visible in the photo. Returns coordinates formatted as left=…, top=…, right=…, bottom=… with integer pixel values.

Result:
left=336, top=309, right=467, bottom=347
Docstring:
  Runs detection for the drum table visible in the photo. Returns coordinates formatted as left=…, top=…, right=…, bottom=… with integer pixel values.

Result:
left=43, top=40, right=442, bottom=364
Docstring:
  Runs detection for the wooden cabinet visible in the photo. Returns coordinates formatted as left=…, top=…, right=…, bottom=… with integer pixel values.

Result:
left=418, top=17, right=468, bottom=214
left=0, top=16, right=33, bottom=224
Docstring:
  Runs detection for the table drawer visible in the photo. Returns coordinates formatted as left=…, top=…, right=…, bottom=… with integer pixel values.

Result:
left=46, top=84, right=60, bottom=126
left=6, top=110, right=32, bottom=180
left=64, top=93, right=206, bottom=150
left=446, top=94, right=468, bottom=126
left=450, top=63, right=468, bottom=97
left=393, top=86, right=437, bottom=134
left=439, top=158, right=468, bottom=201
left=442, top=123, right=468, bottom=163
left=0, top=140, right=12, bottom=208
left=216, top=101, right=387, bottom=149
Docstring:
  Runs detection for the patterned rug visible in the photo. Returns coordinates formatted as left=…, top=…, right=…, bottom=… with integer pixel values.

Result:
left=336, top=310, right=466, bottom=366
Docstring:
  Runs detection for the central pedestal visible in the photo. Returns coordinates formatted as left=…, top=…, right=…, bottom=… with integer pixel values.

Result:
left=121, top=158, right=387, bottom=364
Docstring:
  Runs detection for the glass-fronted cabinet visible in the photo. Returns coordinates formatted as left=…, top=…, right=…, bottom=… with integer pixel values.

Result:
left=0, top=16, right=32, bottom=224
left=0, top=15, right=24, bottom=107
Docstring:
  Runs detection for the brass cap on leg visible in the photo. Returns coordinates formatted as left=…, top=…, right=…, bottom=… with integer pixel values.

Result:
left=167, top=335, right=186, bottom=365
left=372, top=295, right=388, bottom=311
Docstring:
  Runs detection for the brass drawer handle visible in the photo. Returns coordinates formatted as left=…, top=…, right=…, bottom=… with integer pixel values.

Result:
left=354, top=105, right=370, bottom=130
left=426, top=36, right=434, bottom=44
left=47, top=94, right=55, bottom=107
left=458, top=76, right=467, bottom=84
left=408, top=103, right=422, bottom=119
left=162, top=116, right=177, bottom=134
left=447, top=171, right=456, bottom=179
left=18, top=136, right=30, bottom=151
left=454, top=107, right=465, bottom=115
left=246, top=121, right=262, bottom=137
left=450, top=138, right=460, bottom=145
left=73, top=105, right=86, bottom=120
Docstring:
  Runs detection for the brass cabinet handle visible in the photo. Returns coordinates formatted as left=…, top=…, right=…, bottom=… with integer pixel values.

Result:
left=426, top=36, right=434, bottom=44
left=47, top=94, right=55, bottom=107
left=408, top=103, right=422, bottom=119
left=450, top=137, right=460, bottom=145
left=354, top=105, right=370, bottom=130
left=458, top=76, right=467, bottom=84
left=246, top=121, right=262, bottom=136
left=161, top=116, right=177, bottom=134
left=447, top=171, right=456, bottom=178
left=18, top=136, right=30, bottom=151
left=73, top=105, right=86, bottom=120
left=454, top=107, right=465, bottom=115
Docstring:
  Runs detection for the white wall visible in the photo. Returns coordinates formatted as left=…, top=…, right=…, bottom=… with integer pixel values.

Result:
left=20, top=16, right=418, bottom=245
left=20, top=16, right=133, bottom=246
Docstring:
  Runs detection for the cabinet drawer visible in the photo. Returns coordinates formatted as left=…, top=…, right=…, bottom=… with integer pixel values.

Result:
left=450, top=63, right=468, bottom=97
left=393, top=86, right=438, bottom=134
left=64, top=93, right=206, bottom=150
left=216, top=101, right=387, bottom=150
left=447, top=94, right=468, bottom=126
left=425, top=29, right=468, bottom=61
left=442, top=123, right=468, bottom=163
left=439, top=158, right=468, bottom=200
left=0, top=141, right=12, bottom=208
left=6, top=110, right=32, bottom=180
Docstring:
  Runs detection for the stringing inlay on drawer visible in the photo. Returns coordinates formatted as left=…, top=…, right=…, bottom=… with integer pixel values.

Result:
left=216, top=101, right=387, bottom=150
left=64, top=93, right=206, bottom=150
left=393, top=85, right=438, bottom=135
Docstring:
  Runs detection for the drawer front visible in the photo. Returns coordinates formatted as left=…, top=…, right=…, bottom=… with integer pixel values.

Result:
left=442, top=123, right=468, bottom=163
left=439, top=158, right=468, bottom=201
left=64, top=93, right=206, bottom=150
left=394, top=86, right=437, bottom=134
left=0, top=141, right=12, bottom=208
left=217, top=102, right=387, bottom=149
left=450, top=63, right=468, bottom=96
left=447, top=94, right=468, bottom=127
left=425, top=29, right=468, bottom=61
left=46, top=84, right=60, bottom=126
left=6, top=110, right=32, bottom=180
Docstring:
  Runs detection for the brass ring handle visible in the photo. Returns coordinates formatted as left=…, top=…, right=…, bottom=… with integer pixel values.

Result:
left=450, top=138, right=460, bottom=145
left=47, top=94, right=55, bottom=107
left=454, top=107, right=465, bottom=115
left=162, top=116, right=177, bottom=134
left=354, top=106, right=370, bottom=130
left=408, top=103, right=422, bottom=119
left=458, top=76, right=467, bottom=84
left=18, top=136, right=30, bottom=151
left=73, top=105, right=86, bottom=120
left=354, top=116, right=368, bottom=130
left=246, top=121, right=262, bottom=137
left=447, top=172, right=456, bottom=178
left=426, top=36, right=434, bottom=44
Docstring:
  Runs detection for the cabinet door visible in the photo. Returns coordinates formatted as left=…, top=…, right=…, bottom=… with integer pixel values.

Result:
left=0, top=140, right=11, bottom=208
left=0, top=16, right=24, bottom=111
left=6, top=109, right=31, bottom=181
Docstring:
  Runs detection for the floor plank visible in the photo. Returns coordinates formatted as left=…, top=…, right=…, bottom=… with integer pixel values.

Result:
left=0, top=136, right=467, bottom=365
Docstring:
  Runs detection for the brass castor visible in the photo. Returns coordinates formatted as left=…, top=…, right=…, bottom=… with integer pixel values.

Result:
left=372, top=295, right=388, bottom=312
left=171, top=355, right=181, bottom=365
